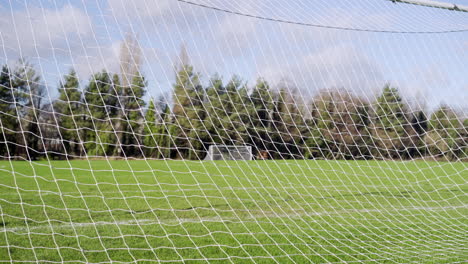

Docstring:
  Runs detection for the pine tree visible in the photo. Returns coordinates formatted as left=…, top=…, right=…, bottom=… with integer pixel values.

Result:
left=223, top=76, right=250, bottom=145
left=204, top=74, right=226, bottom=145
left=409, top=109, right=428, bottom=158
left=0, top=65, right=14, bottom=115
left=172, top=52, right=204, bottom=159
left=82, top=71, right=117, bottom=156
left=305, top=93, right=335, bottom=159
left=116, top=73, right=147, bottom=157
left=143, top=96, right=176, bottom=159
left=249, top=78, right=274, bottom=156
left=0, top=65, right=17, bottom=157
left=141, top=93, right=176, bottom=159
left=173, top=65, right=203, bottom=117
left=55, top=69, right=83, bottom=156
left=458, top=119, right=468, bottom=160
left=12, top=60, right=44, bottom=160
left=371, top=85, right=413, bottom=159
left=143, top=98, right=158, bottom=157
left=425, top=106, right=464, bottom=161
left=270, top=85, right=305, bottom=159
left=158, top=103, right=175, bottom=159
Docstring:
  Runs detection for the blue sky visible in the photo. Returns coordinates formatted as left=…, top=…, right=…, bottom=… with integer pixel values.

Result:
left=0, top=0, right=467, bottom=111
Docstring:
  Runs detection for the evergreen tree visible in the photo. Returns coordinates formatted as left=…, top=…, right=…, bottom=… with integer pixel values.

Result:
left=409, top=109, right=428, bottom=158
left=12, top=60, right=44, bottom=160
left=458, top=119, right=468, bottom=160
left=158, top=103, right=176, bottom=159
left=249, top=78, right=275, bottom=156
left=270, top=85, right=305, bottom=159
left=204, top=74, right=226, bottom=145
left=116, top=72, right=147, bottom=157
left=371, top=85, right=413, bottom=159
left=173, top=65, right=203, bottom=117
left=82, top=71, right=117, bottom=156
left=143, top=96, right=175, bottom=159
left=305, top=94, right=335, bottom=159
left=305, top=90, right=372, bottom=160
left=142, top=98, right=158, bottom=157
left=0, top=65, right=17, bottom=157
left=223, top=76, right=250, bottom=145
left=172, top=57, right=204, bottom=159
left=425, top=106, right=464, bottom=160
left=55, top=69, right=83, bottom=157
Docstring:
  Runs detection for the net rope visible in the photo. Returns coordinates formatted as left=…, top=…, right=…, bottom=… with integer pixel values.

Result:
left=0, top=0, right=466, bottom=262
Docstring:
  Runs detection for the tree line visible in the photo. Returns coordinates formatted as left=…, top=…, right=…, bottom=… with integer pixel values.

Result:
left=0, top=59, right=466, bottom=161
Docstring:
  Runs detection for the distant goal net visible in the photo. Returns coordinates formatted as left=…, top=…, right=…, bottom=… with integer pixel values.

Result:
left=205, top=145, right=253, bottom=160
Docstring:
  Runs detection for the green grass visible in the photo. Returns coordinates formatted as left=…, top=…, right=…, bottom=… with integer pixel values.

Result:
left=0, top=160, right=466, bottom=263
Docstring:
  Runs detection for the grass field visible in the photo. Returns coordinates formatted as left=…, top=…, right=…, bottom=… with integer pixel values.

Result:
left=0, top=160, right=466, bottom=263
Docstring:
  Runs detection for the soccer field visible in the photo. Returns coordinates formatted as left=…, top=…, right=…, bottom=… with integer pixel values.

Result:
left=0, top=160, right=465, bottom=263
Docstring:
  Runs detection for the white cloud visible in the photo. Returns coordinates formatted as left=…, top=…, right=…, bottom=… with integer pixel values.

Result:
left=259, top=43, right=384, bottom=100
left=400, top=65, right=467, bottom=111
left=0, top=4, right=92, bottom=59
left=213, top=14, right=258, bottom=55
left=107, top=0, right=201, bottom=30
left=73, top=41, right=122, bottom=80
left=108, top=0, right=172, bottom=20
left=197, top=5, right=392, bottom=97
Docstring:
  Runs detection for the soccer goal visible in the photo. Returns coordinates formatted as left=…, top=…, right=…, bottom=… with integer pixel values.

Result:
left=0, top=0, right=466, bottom=263
left=205, top=145, right=253, bottom=160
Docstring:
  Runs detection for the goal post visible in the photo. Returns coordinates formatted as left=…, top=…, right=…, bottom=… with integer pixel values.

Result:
left=205, top=145, right=253, bottom=160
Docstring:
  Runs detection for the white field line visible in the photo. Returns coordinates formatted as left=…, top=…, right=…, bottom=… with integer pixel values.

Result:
left=1, top=184, right=464, bottom=197
left=1, top=205, right=465, bottom=233
left=0, top=186, right=332, bottom=196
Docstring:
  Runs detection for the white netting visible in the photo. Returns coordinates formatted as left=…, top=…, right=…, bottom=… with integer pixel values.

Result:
left=205, top=145, right=253, bottom=160
left=0, top=0, right=466, bottom=263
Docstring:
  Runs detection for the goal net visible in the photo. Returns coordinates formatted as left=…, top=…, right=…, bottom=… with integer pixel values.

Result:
left=0, top=0, right=466, bottom=263
left=205, top=145, right=253, bottom=160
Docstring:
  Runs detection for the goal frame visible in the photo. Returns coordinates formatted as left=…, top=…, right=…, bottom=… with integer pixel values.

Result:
left=205, top=145, right=253, bottom=161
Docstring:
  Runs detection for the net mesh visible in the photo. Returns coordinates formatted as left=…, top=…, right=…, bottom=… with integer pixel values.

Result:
left=0, top=0, right=467, bottom=262
left=205, top=145, right=253, bottom=161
